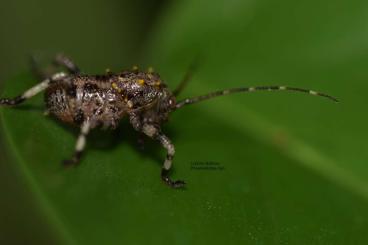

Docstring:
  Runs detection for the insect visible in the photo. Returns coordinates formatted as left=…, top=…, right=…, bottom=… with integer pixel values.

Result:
left=0, top=54, right=338, bottom=188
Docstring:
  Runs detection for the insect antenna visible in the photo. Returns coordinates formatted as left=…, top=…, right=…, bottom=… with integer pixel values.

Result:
left=175, top=85, right=339, bottom=109
left=173, top=54, right=201, bottom=96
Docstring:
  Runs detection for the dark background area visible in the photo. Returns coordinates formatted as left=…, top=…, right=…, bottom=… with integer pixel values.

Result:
left=0, top=0, right=169, bottom=81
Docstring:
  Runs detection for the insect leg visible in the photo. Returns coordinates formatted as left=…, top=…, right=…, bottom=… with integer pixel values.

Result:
left=129, top=112, right=142, bottom=131
left=64, top=120, right=91, bottom=166
left=30, top=53, right=80, bottom=79
left=29, top=54, right=51, bottom=80
left=128, top=113, right=146, bottom=150
left=141, top=124, right=185, bottom=188
left=0, top=72, right=67, bottom=106
left=137, top=133, right=146, bottom=150
left=54, top=53, right=81, bottom=74
left=172, top=57, right=199, bottom=96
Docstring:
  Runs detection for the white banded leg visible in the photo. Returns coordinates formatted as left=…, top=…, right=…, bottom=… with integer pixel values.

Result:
left=64, top=120, right=91, bottom=166
left=0, top=72, right=67, bottom=106
left=142, top=124, right=185, bottom=188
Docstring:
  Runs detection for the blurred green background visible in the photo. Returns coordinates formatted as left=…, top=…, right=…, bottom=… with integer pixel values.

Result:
left=1, top=0, right=368, bottom=244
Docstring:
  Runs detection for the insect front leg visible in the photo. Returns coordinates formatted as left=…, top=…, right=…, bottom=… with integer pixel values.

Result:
left=64, top=120, right=91, bottom=166
left=129, top=113, right=146, bottom=150
left=0, top=72, right=67, bottom=106
left=141, top=124, right=186, bottom=188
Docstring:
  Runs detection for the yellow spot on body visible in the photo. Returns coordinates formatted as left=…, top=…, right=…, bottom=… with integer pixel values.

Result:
left=112, top=83, right=122, bottom=93
left=127, top=100, right=134, bottom=108
left=137, top=79, right=145, bottom=86
left=148, top=67, right=154, bottom=73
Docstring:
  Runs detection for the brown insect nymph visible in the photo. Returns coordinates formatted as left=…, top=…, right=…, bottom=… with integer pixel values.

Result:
left=0, top=54, right=338, bottom=188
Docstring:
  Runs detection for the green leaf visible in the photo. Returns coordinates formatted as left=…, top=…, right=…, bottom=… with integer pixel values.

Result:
left=2, top=0, right=368, bottom=244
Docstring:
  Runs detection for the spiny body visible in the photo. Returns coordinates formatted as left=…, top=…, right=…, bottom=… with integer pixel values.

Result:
left=45, top=71, right=175, bottom=130
left=0, top=54, right=338, bottom=188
